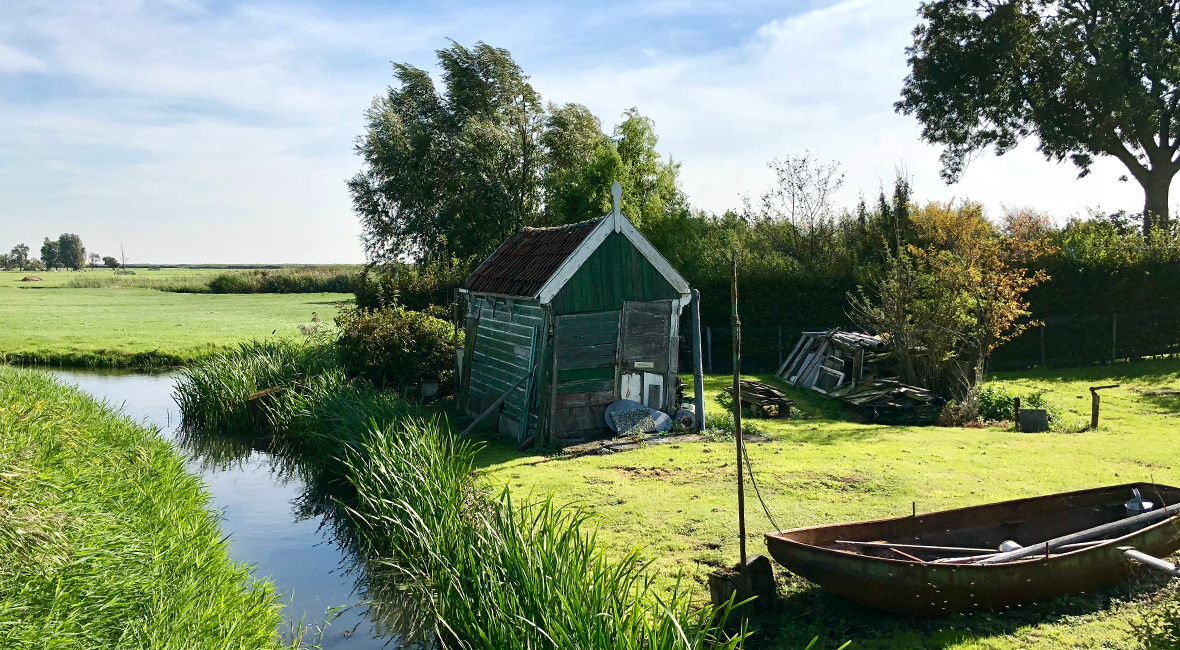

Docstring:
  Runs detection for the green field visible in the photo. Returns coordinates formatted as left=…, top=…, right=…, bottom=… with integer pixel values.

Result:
left=0, top=269, right=351, bottom=367
left=477, top=362, right=1180, bottom=649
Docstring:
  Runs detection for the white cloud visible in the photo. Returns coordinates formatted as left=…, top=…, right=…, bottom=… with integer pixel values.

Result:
left=0, top=43, right=44, bottom=73
left=533, top=0, right=1149, bottom=222
left=0, top=0, right=1159, bottom=264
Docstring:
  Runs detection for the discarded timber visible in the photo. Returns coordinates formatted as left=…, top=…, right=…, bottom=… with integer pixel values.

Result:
left=764, top=482, right=1180, bottom=616
left=724, top=379, right=794, bottom=418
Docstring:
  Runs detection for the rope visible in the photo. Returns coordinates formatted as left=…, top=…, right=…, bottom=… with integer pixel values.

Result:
left=741, top=443, right=782, bottom=533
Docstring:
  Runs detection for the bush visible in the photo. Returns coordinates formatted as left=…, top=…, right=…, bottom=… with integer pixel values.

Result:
left=978, top=385, right=1055, bottom=423
left=354, top=260, right=476, bottom=311
left=336, top=307, right=458, bottom=389
left=206, top=266, right=359, bottom=294
left=1138, top=587, right=1180, bottom=650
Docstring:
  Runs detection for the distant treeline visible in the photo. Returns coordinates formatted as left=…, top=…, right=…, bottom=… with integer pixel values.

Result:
left=67, top=266, right=361, bottom=294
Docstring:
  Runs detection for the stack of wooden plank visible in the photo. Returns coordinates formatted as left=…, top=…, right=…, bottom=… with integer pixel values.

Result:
left=725, top=379, right=794, bottom=418
left=834, top=378, right=944, bottom=425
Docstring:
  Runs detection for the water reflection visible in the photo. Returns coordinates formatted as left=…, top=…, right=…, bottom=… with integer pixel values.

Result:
left=47, top=369, right=393, bottom=649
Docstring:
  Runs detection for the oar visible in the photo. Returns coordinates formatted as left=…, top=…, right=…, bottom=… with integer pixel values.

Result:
left=1120, top=547, right=1180, bottom=576
left=977, top=502, right=1180, bottom=565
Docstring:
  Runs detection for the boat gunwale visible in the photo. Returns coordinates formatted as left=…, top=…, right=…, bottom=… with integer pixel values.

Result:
left=764, top=482, right=1180, bottom=567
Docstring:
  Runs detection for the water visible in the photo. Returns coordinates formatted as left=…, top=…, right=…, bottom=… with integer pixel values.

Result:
left=48, top=369, right=390, bottom=648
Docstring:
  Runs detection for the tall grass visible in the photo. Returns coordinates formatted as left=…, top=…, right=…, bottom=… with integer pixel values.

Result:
left=65, top=273, right=214, bottom=291
left=66, top=267, right=359, bottom=294
left=0, top=366, right=290, bottom=649
left=175, top=343, right=745, bottom=649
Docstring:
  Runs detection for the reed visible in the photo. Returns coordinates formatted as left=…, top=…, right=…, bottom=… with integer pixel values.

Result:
left=0, top=366, right=292, bottom=648
left=66, top=267, right=359, bottom=294
left=175, top=344, right=745, bottom=649
left=65, top=273, right=214, bottom=291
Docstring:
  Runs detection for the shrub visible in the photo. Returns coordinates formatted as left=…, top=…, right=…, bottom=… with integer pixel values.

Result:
left=336, top=306, right=458, bottom=389
left=979, top=385, right=1057, bottom=424
left=354, top=260, right=476, bottom=311
left=206, top=267, right=359, bottom=294
left=1137, top=587, right=1180, bottom=650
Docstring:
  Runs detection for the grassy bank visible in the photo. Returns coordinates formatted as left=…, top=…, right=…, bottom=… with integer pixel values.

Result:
left=0, top=271, right=349, bottom=367
left=174, top=341, right=744, bottom=649
left=0, top=366, right=289, bottom=648
left=476, top=361, right=1180, bottom=649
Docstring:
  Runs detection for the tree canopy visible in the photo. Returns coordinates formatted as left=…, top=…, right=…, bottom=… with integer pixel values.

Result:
left=898, top=0, right=1180, bottom=232
left=349, top=41, right=684, bottom=264
left=57, top=234, right=85, bottom=270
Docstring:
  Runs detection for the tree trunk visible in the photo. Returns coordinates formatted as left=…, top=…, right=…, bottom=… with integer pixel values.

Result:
left=1142, top=169, right=1173, bottom=235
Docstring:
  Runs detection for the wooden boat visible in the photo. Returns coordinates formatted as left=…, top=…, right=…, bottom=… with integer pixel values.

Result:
left=764, top=483, right=1180, bottom=617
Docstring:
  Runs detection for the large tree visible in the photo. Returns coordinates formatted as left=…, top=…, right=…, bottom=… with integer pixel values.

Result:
left=349, top=41, right=544, bottom=264
left=350, top=41, right=687, bottom=264
left=40, top=238, right=59, bottom=269
left=57, top=233, right=86, bottom=270
left=898, top=0, right=1180, bottom=233
left=9, top=244, right=28, bottom=271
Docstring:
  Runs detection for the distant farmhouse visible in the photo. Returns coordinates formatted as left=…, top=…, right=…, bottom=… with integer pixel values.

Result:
left=460, top=182, right=692, bottom=446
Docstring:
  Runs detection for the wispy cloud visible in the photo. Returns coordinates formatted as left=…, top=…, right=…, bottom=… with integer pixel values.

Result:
left=0, top=0, right=1150, bottom=263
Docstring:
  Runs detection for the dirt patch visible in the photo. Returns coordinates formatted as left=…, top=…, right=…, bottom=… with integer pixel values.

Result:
left=19, top=276, right=42, bottom=282
left=776, top=469, right=896, bottom=494
left=612, top=465, right=694, bottom=481
left=1134, top=388, right=1180, bottom=397
left=558, top=431, right=767, bottom=460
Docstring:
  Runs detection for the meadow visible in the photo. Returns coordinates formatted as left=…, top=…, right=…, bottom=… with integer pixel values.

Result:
left=165, top=332, right=1180, bottom=649
left=0, top=366, right=291, bottom=648
left=474, top=361, right=1180, bottom=649
left=0, top=269, right=351, bottom=367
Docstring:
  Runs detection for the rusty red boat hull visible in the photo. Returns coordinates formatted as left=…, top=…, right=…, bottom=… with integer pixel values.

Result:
left=765, top=483, right=1180, bottom=617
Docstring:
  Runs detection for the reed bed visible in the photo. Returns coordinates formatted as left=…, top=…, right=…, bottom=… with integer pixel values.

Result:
left=175, top=343, right=745, bottom=649
left=0, top=366, right=291, bottom=649
left=66, top=266, right=359, bottom=294
left=65, top=273, right=212, bottom=291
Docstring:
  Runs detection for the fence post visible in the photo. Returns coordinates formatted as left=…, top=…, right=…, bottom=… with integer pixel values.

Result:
left=706, top=327, right=713, bottom=374
left=777, top=325, right=783, bottom=369
left=1040, top=324, right=1046, bottom=368
left=1112, top=312, right=1118, bottom=363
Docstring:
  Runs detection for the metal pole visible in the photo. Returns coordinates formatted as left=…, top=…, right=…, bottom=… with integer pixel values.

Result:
left=690, top=290, right=706, bottom=430
left=731, top=253, right=747, bottom=574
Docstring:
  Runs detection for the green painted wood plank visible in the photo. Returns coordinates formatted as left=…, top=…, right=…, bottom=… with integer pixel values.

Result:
left=556, top=378, right=614, bottom=394
left=556, top=366, right=615, bottom=381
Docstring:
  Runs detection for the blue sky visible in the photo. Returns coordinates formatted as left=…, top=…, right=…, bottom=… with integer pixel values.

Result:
left=0, top=0, right=1148, bottom=263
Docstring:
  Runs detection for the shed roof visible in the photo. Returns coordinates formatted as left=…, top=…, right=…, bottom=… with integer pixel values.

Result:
left=464, top=218, right=601, bottom=298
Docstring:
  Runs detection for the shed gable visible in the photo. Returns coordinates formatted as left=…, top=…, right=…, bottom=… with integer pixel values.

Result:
left=551, top=231, right=680, bottom=314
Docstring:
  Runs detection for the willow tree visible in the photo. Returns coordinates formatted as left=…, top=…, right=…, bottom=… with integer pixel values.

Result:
left=898, top=0, right=1180, bottom=233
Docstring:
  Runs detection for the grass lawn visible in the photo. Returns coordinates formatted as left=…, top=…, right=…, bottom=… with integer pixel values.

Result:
left=0, top=366, right=290, bottom=648
left=0, top=270, right=350, bottom=367
left=476, top=360, right=1180, bottom=650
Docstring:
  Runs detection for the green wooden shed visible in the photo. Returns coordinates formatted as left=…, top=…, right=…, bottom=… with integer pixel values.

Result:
left=459, top=182, right=692, bottom=445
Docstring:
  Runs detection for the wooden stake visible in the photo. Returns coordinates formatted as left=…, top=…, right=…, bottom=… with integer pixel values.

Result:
left=731, top=253, right=747, bottom=574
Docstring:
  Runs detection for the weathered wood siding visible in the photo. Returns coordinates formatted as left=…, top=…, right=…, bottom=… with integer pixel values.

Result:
left=548, top=310, right=619, bottom=441
left=551, top=231, right=679, bottom=314
left=465, top=295, right=543, bottom=439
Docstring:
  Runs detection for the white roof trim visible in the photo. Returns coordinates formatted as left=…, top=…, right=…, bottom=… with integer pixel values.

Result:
left=535, top=199, right=691, bottom=304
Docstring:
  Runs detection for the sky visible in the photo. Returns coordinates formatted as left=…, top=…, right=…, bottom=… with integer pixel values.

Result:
left=0, top=0, right=1154, bottom=264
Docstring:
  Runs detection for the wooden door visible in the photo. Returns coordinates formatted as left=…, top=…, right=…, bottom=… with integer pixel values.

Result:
left=616, top=300, right=673, bottom=410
